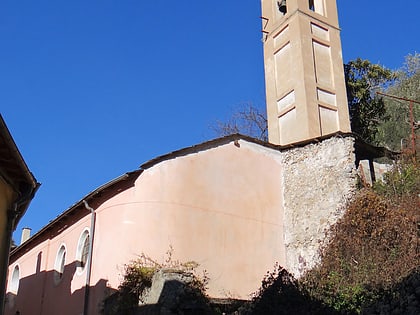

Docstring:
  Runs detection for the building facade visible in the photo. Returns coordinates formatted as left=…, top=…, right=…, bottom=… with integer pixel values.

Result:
left=0, top=115, right=39, bottom=315
left=4, top=1, right=378, bottom=314
left=6, top=136, right=286, bottom=314
left=6, top=134, right=359, bottom=314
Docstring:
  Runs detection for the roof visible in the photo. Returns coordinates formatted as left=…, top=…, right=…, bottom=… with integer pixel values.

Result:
left=10, top=170, right=142, bottom=258
left=10, top=131, right=396, bottom=257
left=0, top=115, right=40, bottom=228
left=140, top=133, right=280, bottom=169
left=140, top=132, right=397, bottom=169
left=353, top=136, right=399, bottom=162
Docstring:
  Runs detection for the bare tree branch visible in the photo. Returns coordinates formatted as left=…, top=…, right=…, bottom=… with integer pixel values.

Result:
left=210, top=103, right=268, bottom=142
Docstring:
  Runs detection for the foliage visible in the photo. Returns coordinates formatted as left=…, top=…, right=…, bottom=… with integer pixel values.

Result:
left=344, top=58, right=396, bottom=144
left=211, top=103, right=268, bottom=141
left=373, top=157, right=420, bottom=197
left=103, top=246, right=210, bottom=315
left=212, top=59, right=398, bottom=144
left=210, top=53, right=418, bottom=148
left=301, top=189, right=419, bottom=314
left=234, top=171, right=418, bottom=315
left=362, top=268, right=420, bottom=314
left=392, top=52, right=420, bottom=101
left=112, top=255, right=156, bottom=313
left=375, top=53, right=420, bottom=151
left=210, top=56, right=419, bottom=146
left=242, top=264, right=336, bottom=315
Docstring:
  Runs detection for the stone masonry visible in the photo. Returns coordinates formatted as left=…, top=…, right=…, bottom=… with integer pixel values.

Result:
left=281, top=136, right=358, bottom=276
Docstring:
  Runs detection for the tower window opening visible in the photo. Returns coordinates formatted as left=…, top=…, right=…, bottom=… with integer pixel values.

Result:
left=278, top=0, right=287, bottom=14
left=309, top=0, right=315, bottom=11
left=309, top=0, right=325, bottom=16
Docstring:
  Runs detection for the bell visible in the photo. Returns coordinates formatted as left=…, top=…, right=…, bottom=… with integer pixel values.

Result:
left=278, top=0, right=287, bottom=14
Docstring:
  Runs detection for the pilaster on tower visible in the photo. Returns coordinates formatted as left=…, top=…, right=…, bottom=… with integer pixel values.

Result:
left=261, top=0, right=351, bottom=145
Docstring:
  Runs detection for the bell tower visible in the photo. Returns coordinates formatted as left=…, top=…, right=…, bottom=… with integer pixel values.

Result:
left=261, top=0, right=351, bottom=145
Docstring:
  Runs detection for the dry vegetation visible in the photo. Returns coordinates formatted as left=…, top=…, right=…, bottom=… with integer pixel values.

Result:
left=105, top=158, right=419, bottom=314
left=102, top=247, right=210, bottom=315
left=245, top=157, right=419, bottom=314
left=303, top=188, right=419, bottom=313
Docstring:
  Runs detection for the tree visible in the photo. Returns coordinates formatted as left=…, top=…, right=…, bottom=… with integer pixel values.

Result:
left=212, top=59, right=400, bottom=145
left=376, top=53, right=420, bottom=151
left=210, top=103, right=268, bottom=142
left=344, top=58, right=396, bottom=144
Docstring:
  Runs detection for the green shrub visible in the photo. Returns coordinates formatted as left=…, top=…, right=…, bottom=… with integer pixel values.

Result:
left=102, top=247, right=209, bottom=315
left=373, top=158, right=420, bottom=197
left=242, top=264, right=337, bottom=315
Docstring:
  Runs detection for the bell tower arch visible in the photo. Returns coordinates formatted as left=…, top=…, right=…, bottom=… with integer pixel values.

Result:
left=261, top=0, right=351, bottom=145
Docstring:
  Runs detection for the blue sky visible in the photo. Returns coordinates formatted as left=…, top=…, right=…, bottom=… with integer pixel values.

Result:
left=1, top=0, right=418, bottom=241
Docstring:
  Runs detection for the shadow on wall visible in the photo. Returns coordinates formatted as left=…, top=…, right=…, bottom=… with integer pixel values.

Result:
left=5, top=260, right=116, bottom=315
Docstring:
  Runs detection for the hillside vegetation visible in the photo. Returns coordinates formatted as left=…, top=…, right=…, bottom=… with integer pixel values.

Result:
left=246, top=157, right=419, bottom=314
left=106, top=157, right=419, bottom=315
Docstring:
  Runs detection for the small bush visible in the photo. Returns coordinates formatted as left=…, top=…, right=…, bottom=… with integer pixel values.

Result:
left=242, top=263, right=337, bottom=315
left=373, top=157, right=420, bottom=197
left=102, top=247, right=209, bottom=315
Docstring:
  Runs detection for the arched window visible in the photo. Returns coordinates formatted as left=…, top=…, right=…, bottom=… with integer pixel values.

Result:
left=76, top=229, right=90, bottom=274
left=10, top=265, right=20, bottom=294
left=54, top=245, right=66, bottom=284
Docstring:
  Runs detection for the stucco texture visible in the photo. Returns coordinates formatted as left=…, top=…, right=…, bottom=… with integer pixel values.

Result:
left=6, top=139, right=286, bottom=314
left=6, top=136, right=358, bottom=315
left=92, top=140, right=285, bottom=299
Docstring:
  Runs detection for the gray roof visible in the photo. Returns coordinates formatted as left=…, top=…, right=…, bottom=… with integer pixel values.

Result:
left=10, top=131, right=396, bottom=257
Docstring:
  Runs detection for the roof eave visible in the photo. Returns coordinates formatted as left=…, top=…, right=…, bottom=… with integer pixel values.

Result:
left=10, top=170, right=141, bottom=257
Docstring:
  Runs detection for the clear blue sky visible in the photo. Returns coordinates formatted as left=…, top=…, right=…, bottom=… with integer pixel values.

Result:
left=1, top=0, right=418, bottom=241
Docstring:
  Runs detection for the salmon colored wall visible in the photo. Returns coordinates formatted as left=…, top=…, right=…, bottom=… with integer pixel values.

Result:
left=91, top=141, right=285, bottom=299
left=6, top=215, right=92, bottom=315
left=6, top=140, right=285, bottom=314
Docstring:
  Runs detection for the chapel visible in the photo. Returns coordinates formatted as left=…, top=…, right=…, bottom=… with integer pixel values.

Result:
left=5, top=1, right=389, bottom=314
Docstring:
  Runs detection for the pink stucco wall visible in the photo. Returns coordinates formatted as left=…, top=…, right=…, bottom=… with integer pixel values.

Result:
left=6, top=139, right=285, bottom=314
left=6, top=214, right=92, bottom=315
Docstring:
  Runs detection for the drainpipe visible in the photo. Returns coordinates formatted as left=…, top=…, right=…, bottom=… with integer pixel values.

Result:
left=82, top=200, right=96, bottom=315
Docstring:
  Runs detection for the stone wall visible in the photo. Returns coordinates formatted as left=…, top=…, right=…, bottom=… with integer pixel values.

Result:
left=139, top=269, right=212, bottom=315
left=358, top=159, right=392, bottom=186
left=281, top=136, right=357, bottom=276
